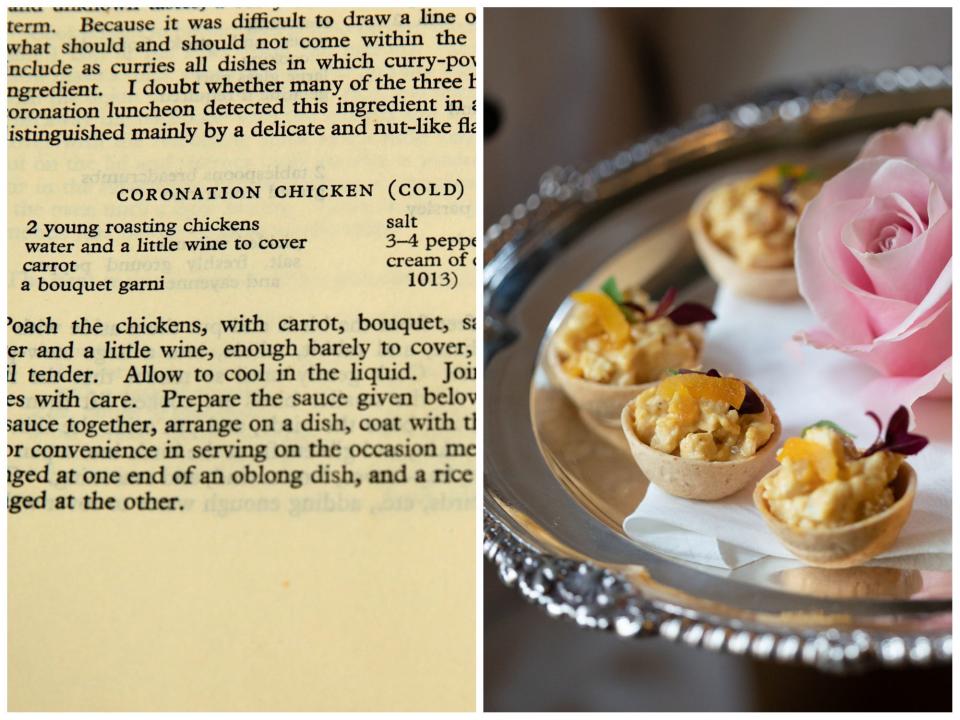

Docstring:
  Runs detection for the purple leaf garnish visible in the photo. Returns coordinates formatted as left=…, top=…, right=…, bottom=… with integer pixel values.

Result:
left=601, top=280, right=717, bottom=328
left=666, top=302, right=717, bottom=326
left=860, top=406, right=928, bottom=458
left=645, top=287, right=716, bottom=327
left=738, top=384, right=765, bottom=415
left=648, top=287, right=678, bottom=321
left=884, top=435, right=929, bottom=456
left=886, top=406, right=910, bottom=439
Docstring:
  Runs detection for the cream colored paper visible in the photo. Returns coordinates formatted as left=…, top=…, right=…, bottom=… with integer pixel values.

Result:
left=8, top=7, right=476, bottom=711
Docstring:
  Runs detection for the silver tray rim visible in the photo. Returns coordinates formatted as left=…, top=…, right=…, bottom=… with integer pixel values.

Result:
left=483, top=65, right=953, bottom=672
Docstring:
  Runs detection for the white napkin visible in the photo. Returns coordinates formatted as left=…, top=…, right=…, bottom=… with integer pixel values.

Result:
left=623, top=287, right=952, bottom=569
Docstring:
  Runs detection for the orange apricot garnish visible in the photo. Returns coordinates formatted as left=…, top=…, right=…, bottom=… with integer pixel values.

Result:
left=777, top=437, right=838, bottom=482
left=668, top=384, right=699, bottom=423
left=657, top=373, right=746, bottom=408
left=570, top=290, right=630, bottom=343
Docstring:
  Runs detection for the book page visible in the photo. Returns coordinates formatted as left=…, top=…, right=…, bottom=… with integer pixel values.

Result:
left=7, top=6, right=476, bottom=711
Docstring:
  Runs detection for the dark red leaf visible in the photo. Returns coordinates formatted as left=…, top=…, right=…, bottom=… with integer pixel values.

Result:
left=738, top=385, right=765, bottom=415
left=649, top=287, right=678, bottom=320
left=884, top=434, right=929, bottom=456
left=667, top=302, right=717, bottom=326
left=865, top=411, right=883, bottom=437
left=885, top=405, right=910, bottom=443
left=861, top=411, right=885, bottom=455
left=861, top=406, right=929, bottom=458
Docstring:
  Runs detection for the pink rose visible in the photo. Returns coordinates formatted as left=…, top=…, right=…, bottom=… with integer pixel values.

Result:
left=795, top=111, right=952, bottom=416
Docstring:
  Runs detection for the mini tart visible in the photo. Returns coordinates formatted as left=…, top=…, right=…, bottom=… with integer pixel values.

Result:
left=754, top=463, right=916, bottom=569
left=620, top=388, right=781, bottom=501
left=547, top=343, right=658, bottom=427
left=548, top=292, right=705, bottom=426
left=689, top=177, right=799, bottom=301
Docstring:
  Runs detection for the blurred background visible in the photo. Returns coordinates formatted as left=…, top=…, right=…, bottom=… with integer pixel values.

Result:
left=483, top=7, right=951, bottom=712
left=484, top=7, right=951, bottom=227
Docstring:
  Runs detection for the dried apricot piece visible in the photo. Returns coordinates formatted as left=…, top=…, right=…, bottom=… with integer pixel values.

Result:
left=657, top=373, right=746, bottom=408
left=570, top=291, right=630, bottom=343
left=669, top=384, right=699, bottom=423
left=777, top=437, right=838, bottom=481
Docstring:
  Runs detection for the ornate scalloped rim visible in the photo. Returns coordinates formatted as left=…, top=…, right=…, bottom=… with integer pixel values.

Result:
left=483, top=66, right=952, bottom=672
left=485, top=511, right=951, bottom=672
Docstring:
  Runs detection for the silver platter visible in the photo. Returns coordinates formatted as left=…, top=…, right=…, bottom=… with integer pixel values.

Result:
left=484, top=67, right=952, bottom=672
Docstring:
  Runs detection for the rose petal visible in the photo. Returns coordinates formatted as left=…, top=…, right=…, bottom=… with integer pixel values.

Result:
left=928, top=179, right=950, bottom=220
left=798, top=196, right=875, bottom=342
left=803, top=297, right=950, bottom=377
left=793, top=325, right=842, bottom=348
left=816, top=235, right=917, bottom=339
left=873, top=259, right=951, bottom=343
left=843, top=194, right=925, bottom=254
left=863, top=159, right=934, bottom=213
left=858, top=109, right=952, bottom=200
left=860, top=357, right=952, bottom=426
left=843, top=206, right=951, bottom=304
left=816, top=197, right=877, bottom=295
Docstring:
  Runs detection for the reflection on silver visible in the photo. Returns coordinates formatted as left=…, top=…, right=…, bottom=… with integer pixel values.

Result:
left=485, top=510, right=951, bottom=671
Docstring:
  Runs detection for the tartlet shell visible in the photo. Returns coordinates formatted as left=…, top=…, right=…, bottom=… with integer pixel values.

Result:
left=753, top=462, right=917, bottom=569
left=620, top=392, right=781, bottom=501
left=547, top=344, right=656, bottom=426
left=688, top=178, right=799, bottom=301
